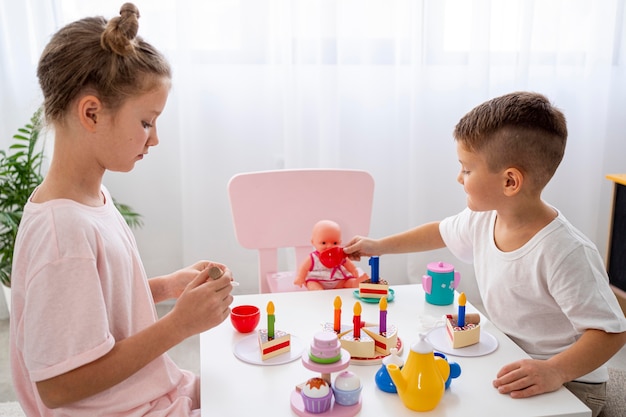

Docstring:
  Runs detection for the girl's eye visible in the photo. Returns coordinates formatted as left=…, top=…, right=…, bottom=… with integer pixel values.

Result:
left=142, top=121, right=153, bottom=129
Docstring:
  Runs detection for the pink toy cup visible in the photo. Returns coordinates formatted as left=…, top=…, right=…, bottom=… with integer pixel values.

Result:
left=230, top=305, right=260, bottom=333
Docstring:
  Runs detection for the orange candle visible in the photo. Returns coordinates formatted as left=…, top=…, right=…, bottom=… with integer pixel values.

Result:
left=333, top=296, right=342, bottom=333
left=353, top=302, right=362, bottom=339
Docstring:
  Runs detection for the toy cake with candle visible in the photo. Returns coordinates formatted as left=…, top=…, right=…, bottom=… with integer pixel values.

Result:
left=258, top=301, right=291, bottom=360
left=358, top=256, right=389, bottom=299
left=324, top=297, right=398, bottom=359
left=445, top=293, right=480, bottom=349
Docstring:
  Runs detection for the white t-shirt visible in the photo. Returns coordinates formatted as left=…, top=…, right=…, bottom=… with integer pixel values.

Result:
left=10, top=186, right=200, bottom=416
left=440, top=207, right=626, bottom=383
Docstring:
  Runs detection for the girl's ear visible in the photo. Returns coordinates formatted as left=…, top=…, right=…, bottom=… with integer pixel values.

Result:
left=77, top=95, right=103, bottom=133
left=503, top=167, right=523, bottom=196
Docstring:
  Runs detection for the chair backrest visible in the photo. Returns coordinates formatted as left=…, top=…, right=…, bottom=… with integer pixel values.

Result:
left=228, top=169, right=374, bottom=293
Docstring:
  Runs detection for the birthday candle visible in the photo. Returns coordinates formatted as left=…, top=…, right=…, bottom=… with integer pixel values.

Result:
left=333, top=296, right=342, bottom=333
left=267, top=301, right=275, bottom=339
left=369, top=256, right=380, bottom=283
left=458, top=292, right=466, bottom=328
left=353, top=302, right=362, bottom=339
left=379, top=297, right=387, bottom=335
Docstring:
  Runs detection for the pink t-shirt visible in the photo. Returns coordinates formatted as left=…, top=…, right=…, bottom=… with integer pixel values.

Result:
left=10, top=187, right=200, bottom=416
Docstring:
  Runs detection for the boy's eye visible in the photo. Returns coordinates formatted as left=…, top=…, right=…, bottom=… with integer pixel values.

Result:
left=142, top=121, right=153, bottom=129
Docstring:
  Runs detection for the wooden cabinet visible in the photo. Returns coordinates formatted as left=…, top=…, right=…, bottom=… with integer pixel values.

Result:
left=607, top=174, right=626, bottom=315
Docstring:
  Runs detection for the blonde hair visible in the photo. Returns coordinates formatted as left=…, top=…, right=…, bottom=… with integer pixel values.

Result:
left=453, top=91, right=567, bottom=190
left=37, top=3, right=171, bottom=123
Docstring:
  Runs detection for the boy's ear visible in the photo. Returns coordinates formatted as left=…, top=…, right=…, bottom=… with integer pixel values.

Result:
left=77, top=95, right=103, bottom=133
left=503, top=167, right=523, bottom=196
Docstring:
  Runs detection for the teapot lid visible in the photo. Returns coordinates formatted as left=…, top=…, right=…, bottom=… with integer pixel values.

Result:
left=426, top=261, right=454, bottom=273
left=382, top=347, right=404, bottom=366
left=410, top=334, right=433, bottom=354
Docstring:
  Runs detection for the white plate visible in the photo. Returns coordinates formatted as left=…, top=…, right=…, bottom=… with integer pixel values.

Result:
left=233, top=334, right=305, bottom=366
left=425, top=326, right=498, bottom=357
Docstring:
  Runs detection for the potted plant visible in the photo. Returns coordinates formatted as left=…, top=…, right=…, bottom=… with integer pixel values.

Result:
left=0, top=108, right=142, bottom=310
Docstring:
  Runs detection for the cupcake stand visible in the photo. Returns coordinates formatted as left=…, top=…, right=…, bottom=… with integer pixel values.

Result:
left=290, top=349, right=362, bottom=416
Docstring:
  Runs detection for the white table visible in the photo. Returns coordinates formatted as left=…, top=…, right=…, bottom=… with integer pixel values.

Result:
left=200, top=284, right=590, bottom=416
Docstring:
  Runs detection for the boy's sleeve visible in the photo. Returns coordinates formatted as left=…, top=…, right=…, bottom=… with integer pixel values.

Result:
left=439, top=208, right=475, bottom=264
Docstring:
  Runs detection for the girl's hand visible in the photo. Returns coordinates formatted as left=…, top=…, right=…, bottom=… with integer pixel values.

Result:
left=168, top=265, right=234, bottom=337
left=166, top=260, right=230, bottom=299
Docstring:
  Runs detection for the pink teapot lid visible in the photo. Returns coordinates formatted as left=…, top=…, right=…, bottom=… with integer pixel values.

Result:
left=426, top=261, right=454, bottom=273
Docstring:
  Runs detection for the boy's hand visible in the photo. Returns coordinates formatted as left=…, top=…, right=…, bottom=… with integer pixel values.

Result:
left=343, top=236, right=380, bottom=261
left=493, top=359, right=566, bottom=398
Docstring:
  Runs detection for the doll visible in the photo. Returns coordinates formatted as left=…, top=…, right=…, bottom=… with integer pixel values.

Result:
left=294, top=220, right=365, bottom=290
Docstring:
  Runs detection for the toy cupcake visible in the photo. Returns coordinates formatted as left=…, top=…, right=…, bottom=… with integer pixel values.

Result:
left=301, top=377, right=333, bottom=413
left=332, top=371, right=362, bottom=406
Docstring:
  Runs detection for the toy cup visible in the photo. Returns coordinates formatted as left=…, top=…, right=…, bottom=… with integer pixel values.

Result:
left=422, top=261, right=461, bottom=306
left=230, top=305, right=260, bottom=333
left=318, top=246, right=346, bottom=268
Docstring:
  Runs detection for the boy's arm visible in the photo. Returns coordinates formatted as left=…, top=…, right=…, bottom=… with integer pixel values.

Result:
left=493, top=329, right=626, bottom=398
left=344, top=221, right=445, bottom=260
left=35, top=272, right=233, bottom=409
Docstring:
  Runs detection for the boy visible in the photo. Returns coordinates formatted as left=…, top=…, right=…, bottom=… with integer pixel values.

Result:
left=344, top=91, right=626, bottom=417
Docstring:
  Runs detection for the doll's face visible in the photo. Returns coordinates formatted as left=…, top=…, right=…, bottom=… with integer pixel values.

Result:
left=311, top=222, right=342, bottom=252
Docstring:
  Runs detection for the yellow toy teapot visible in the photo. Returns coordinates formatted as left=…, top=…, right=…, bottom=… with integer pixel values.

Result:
left=387, top=334, right=450, bottom=411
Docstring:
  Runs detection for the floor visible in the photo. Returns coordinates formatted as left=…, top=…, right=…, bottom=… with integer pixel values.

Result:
left=1, top=303, right=625, bottom=403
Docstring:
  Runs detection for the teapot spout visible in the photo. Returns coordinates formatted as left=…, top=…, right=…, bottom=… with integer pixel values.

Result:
left=386, top=363, right=406, bottom=393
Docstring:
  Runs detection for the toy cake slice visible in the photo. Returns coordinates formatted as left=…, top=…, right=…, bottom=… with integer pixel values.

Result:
left=337, top=330, right=376, bottom=358
left=362, top=324, right=398, bottom=356
left=258, top=329, right=291, bottom=360
left=445, top=313, right=480, bottom=349
left=358, top=279, right=389, bottom=299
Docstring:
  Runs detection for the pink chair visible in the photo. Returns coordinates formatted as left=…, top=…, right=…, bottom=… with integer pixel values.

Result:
left=228, top=169, right=375, bottom=293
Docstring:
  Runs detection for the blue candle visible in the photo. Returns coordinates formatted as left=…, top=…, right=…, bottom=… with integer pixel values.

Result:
left=458, top=292, right=466, bottom=328
left=369, top=256, right=380, bottom=284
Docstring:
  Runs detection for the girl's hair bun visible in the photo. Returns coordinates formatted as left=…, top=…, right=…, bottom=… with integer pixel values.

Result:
left=100, top=2, right=141, bottom=56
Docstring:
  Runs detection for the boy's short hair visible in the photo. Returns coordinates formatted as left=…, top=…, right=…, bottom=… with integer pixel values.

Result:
left=453, top=91, right=567, bottom=190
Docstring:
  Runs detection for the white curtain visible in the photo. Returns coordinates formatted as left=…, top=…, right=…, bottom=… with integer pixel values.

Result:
left=1, top=0, right=625, bottom=299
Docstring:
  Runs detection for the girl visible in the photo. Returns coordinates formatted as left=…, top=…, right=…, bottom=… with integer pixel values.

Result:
left=10, top=3, right=234, bottom=415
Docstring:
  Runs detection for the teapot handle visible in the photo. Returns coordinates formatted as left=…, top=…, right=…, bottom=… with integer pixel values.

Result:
left=452, top=271, right=461, bottom=289
left=422, top=275, right=432, bottom=294
left=434, top=357, right=451, bottom=383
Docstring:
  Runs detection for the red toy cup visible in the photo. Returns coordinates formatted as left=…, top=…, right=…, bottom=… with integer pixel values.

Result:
left=230, top=305, right=260, bottom=333
left=319, top=246, right=347, bottom=268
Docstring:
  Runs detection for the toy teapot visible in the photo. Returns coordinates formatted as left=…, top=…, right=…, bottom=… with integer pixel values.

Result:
left=387, top=334, right=450, bottom=411
left=422, top=261, right=461, bottom=305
